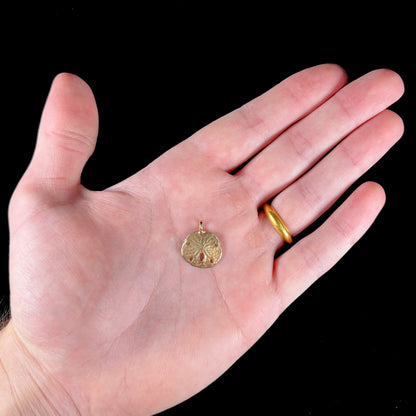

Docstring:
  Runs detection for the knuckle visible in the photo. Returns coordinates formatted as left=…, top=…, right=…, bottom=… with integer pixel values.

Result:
left=45, top=128, right=95, bottom=157
left=236, top=101, right=267, bottom=136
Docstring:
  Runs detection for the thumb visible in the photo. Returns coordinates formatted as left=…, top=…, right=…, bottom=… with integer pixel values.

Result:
left=26, top=73, right=99, bottom=196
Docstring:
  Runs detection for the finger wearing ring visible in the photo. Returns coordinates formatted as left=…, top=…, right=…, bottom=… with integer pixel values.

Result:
left=263, top=203, right=293, bottom=244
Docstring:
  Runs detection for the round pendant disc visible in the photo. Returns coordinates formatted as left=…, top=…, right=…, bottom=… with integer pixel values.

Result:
left=181, top=230, right=222, bottom=268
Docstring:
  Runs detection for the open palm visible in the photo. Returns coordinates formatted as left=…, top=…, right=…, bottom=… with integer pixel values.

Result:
left=6, top=65, right=403, bottom=415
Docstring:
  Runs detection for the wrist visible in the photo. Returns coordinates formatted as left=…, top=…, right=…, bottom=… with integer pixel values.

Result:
left=0, top=323, right=80, bottom=416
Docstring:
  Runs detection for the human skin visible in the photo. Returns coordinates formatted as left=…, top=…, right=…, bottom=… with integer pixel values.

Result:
left=0, top=64, right=404, bottom=415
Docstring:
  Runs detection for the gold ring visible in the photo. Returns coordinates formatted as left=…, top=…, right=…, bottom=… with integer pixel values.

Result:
left=263, top=203, right=293, bottom=244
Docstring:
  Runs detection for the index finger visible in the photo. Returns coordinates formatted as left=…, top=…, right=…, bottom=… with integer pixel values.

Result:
left=188, top=64, right=348, bottom=171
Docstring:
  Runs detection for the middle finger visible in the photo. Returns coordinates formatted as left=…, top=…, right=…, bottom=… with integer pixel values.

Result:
left=237, top=69, right=404, bottom=205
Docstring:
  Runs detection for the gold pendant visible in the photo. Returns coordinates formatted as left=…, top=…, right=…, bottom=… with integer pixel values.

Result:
left=181, top=222, right=222, bottom=268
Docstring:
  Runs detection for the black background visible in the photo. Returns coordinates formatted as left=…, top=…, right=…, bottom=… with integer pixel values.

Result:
left=0, top=3, right=414, bottom=415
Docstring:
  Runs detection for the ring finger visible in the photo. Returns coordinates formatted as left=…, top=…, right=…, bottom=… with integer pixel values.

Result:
left=259, top=109, right=404, bottom=248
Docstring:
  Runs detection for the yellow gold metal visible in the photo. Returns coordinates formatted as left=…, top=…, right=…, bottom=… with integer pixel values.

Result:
left=181, top=222, right=222, bottom=268
left=263, top=203, right=293, bottom=244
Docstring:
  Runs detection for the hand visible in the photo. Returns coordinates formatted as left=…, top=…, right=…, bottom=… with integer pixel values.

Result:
left=1, top=65, right=404, bottom=415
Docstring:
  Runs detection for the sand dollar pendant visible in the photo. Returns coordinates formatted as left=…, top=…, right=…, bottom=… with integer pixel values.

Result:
left=181, top=222, right=222, bottom=268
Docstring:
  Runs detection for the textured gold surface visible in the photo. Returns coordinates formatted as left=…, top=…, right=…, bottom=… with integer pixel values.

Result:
left=181, top=223, right=222, bottom=268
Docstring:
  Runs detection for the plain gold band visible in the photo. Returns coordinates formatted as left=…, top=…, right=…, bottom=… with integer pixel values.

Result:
left=263, top=203, right=293, bottom=244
